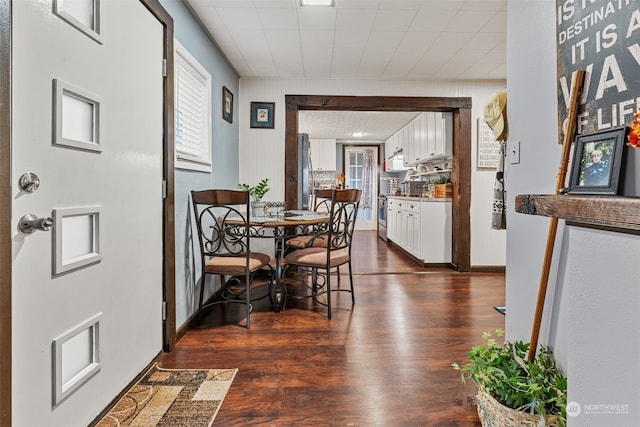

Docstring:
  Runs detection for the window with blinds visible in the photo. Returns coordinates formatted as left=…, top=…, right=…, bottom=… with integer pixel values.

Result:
left=175, top=41, right=212, bottom=172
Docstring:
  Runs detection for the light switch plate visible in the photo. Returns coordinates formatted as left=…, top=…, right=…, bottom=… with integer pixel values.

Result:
left=509, top=140, right=520, bottom=164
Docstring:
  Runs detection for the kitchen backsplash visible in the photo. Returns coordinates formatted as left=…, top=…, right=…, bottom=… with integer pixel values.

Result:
left=313, top=170, right=336, bottom=189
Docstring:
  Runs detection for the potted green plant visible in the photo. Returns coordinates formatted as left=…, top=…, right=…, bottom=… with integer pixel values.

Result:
left=238, top=178, right=270, bottom=216
left=432, top=174, right=452, bottom=198
left=452, top=329, right=567, bottom=427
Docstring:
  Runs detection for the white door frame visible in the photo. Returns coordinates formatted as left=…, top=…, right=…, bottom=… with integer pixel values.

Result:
left=0, top=1, right=176, bottom=424
left=344, top=145, right=379, bottom=230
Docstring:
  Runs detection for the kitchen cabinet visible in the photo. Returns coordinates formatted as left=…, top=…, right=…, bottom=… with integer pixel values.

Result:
left=385, top=112, right=453, bottom=170
left=310, top=138, right=336, bottom=171
left=386, top=196, right=452, bottom=264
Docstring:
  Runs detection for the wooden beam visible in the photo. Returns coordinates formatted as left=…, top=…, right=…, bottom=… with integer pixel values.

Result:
left=516, top=194, right=640, bottom=232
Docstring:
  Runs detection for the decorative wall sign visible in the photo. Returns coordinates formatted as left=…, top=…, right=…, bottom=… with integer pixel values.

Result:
left=477, top=118, right=501, bottom=169
left=250, top=102, right=274, bottom=129
left=556, top=1, right=640, bottom=141
left=222, top=86, right=233, bottom=123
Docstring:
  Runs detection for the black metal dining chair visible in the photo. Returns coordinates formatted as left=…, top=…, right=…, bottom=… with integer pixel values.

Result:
left=284, top=189, right=361, bottom=319
left=285, top=188, right=333, bottom=250
left=191, top=189, right=273, bottom=328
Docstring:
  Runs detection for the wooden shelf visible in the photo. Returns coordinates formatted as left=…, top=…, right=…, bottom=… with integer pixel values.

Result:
left=410, top=169, right=453, bottom=178
left=515, top=194, right=640, bottom=232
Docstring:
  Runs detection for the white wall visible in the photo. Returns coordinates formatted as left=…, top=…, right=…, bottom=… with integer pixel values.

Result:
left=507, top=2, right=640, bottom=425
left=239, top=78, right=507, bottom=267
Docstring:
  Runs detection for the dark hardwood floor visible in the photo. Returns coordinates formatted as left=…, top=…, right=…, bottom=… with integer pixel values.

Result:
left=158, top=231, right=505, bottom=426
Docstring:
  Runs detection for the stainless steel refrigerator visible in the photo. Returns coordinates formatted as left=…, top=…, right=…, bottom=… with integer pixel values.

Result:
left=297, top=133, right=313, bottom=210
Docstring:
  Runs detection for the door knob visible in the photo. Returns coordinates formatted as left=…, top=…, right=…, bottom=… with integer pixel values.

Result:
left=19, top=214, right=53, bottom=234
left=19, top=172, right=40, bottom=193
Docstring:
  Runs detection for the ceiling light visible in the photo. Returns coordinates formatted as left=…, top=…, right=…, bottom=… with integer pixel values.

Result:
left=351, top=132, right=366, bottom=137
left=300, top=0, right=335, bottom=6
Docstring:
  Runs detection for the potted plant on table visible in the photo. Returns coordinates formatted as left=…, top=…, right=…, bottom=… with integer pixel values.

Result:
left=452, top=329, right=567, bottom=427
left=238, top=178, right=270, bottom=216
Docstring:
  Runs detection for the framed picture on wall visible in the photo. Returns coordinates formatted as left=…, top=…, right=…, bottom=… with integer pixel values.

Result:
left=250, top=102, right=274, bottom=129
left=222, top=86, right=233, bottom=123
left=567, top=127, right=627, bottom=195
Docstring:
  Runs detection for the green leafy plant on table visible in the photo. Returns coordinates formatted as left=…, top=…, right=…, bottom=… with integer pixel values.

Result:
left=238, top=178, right=270, bottom=202
left=452, top=329, right=567, bottom=427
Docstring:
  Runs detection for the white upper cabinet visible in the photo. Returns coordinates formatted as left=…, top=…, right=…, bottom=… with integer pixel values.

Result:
left=384, top=112, right=453, bottom=169
left=310, top=138, right=336, bottom=171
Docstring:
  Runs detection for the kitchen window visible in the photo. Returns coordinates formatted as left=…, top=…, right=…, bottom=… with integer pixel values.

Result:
left=174, top=40, right=212, bottom=172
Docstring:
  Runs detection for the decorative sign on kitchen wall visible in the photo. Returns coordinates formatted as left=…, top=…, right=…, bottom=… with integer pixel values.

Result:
left=556, top=0, right=640, bottom=142
left=477, top=118, right=500, bottom=169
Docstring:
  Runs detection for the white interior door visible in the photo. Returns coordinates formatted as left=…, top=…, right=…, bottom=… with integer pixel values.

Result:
left=344, top=146, right=378, bottom=230
left=11, top=1, right=164, bottom=425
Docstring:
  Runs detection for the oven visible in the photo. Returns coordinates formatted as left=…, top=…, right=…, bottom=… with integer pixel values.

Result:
left=378, top=195, right=387, bottom=241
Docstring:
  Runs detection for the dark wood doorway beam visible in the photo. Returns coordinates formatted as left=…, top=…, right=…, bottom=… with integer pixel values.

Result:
left=284, top=95, right=472, bottom=272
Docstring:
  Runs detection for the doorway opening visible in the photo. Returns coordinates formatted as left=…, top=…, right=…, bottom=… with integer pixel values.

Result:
left=344, top=145, right=378, bottom=230
left=284, top=95, right=472, bottom=272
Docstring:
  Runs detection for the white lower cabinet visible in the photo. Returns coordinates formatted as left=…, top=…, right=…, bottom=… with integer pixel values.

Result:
left=387, top=197, right=451, bottom=264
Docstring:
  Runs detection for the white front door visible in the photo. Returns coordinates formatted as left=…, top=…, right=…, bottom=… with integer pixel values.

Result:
left=11, top=1, right=164, bottom=425
left=344, top=146, right=378, bottom=230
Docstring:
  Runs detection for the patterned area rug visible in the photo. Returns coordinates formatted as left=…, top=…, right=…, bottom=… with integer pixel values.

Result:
left=96, top=364, right=238, bottom=427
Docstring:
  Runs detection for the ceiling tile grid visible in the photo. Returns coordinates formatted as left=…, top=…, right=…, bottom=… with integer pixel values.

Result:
left=186, top=0, right=507, bottom=81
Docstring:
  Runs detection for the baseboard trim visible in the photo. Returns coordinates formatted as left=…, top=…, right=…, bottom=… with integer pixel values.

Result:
left=470, top=265, right=506, bottom=273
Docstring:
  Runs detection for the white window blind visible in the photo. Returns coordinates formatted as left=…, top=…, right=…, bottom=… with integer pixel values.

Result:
left=175, top=41, right=212, bottom=172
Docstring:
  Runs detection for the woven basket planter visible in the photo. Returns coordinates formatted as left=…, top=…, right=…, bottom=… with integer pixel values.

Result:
left=476, top=390, right=560, bottom=427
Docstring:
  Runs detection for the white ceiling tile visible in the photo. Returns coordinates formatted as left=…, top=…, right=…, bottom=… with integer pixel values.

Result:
left=449, top=48, right=490, bottom=64
left=445, top=11, right=497, bottom=33
left=432, top=32, right=475, bottom=50
left=461, top=0, right=507, bottom=12
left=333, top=31, right=370, bottom=49
left=257, top=8, right=299, bottom=30
left=372, top=10, right=417, bottom=32
left=409, top=10, right=456, bottom=32
left=462, top=32, right=504, bottom=50
left=365, top=32, right=405, bottom=50
left=336, top=8, right=377, bottom=31
left=379, top=0, right=424, bottom=10
left=253, top=0, right=298, bottom=7
left=207, top=0, right=254, bottom=7
left=297, top=6, right=338, bottom=31
left=399, top=32, right=439, bottom=49
left=215, top=7, right=262, bottom=29
left=265, top=30, right=301, bottom=51
left=480, top=10, right=507, bottom=32
left=336, top=0, right=381, bottom=9
left=419, top=1, right=465, bottom=11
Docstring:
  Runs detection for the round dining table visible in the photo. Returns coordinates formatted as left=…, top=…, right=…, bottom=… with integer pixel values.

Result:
left=244, top=210, right=329, bottom=312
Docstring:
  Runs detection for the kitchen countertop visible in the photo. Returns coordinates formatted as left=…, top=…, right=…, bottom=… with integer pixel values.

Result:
left=386, top=195, right=452, bottom=202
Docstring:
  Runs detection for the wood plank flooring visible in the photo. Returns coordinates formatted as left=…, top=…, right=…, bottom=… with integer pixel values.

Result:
left=158, top=231, right=505, bottom=426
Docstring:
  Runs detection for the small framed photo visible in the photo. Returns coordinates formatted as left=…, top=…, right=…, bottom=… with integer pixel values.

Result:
left=222, top=86, right=233, bottom=123
left=250, top=102, right=275, bottom=129
left=568, top=126, right=628, bottom=195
